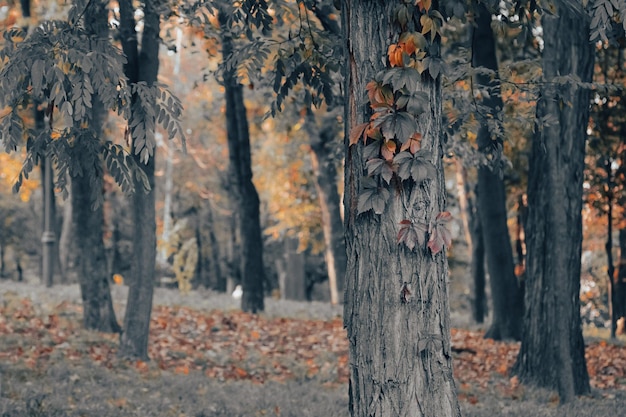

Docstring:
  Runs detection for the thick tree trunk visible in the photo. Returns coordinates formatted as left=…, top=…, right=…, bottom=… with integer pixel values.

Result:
left=513, top=7, right=593, bottom=402
left=472, top=3, right=523, bottom=340
left=71, top=146, right=121, bottom=333
left=308, top=113, right=347, bottom=305
left=62, top=0, right=121, bottom=334
left=342, top=2, right=460, bottom=416
left=118, top=0, right=159, bottom=360
left=220, top=11, right=265, bottom=313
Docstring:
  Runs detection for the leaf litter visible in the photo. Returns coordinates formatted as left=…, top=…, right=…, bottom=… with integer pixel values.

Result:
left=1, top=283, right=625, bottom=415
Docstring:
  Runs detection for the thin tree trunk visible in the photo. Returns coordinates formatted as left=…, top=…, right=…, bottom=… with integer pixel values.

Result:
left=219, top=9, right=265, bottom=313
left=205, top=203, right=224, bottom=291
left=472, top=2, right=523, bottom=340
left=605, top=164, right=616, bottom=339
left=59, top=182, right=78, bottom=284
left=513, top=6, right=593, bottom=402
left=618, top=228, right=626, bottom=334
left=118, top=0, right=159, bottom=360
left=342, top=1, right=460, bottom=416
left=455, top=160, right=486, bottom=323
left=308, top=113, right=346, bottom=305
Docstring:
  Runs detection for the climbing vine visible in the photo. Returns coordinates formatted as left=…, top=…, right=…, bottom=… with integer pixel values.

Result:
left=350, top=0, right=451, bottom=255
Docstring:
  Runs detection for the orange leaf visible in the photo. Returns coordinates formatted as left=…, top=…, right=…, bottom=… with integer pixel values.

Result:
left=251, top=330, right=261, bottom=340
left=418, top=0, right=432, bottom=12
left=381, top=140, right=396, bottom=161
left=349, top=122, right=369, bottom=146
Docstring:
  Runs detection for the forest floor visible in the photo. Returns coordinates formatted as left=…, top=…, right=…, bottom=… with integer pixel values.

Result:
left=1, top=281, right=626, bottom=416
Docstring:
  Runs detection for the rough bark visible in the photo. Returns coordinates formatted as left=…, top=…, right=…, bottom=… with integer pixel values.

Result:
left=62, top=0, right=121, bottom=334
left=342, top=2, right=460, bottom=416
left=118, top=0, right=160, bottom=360
left=513, top=6, right=593, bottom=402
left=308, top=113, right=347, bottom=305
left=472, top=2, right=523, bottom=340
left=220, top=10, right=265, bottom=313
left=71, top=146, right=121, bottom=333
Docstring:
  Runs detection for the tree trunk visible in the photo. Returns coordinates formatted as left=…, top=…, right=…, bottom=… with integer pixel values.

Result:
left=513, top=7, right=593, bottom=402
left=472, top=2, right=523, bottom=340
left=71, top=146, right=121, bottom=333
left=59, top=183, right=79, bottom=284
left=342, top=2, right=460, bottom=416
left=616, top=228, right=626, bottom=334
left=205, top=203, right=224, bottom=291
left=308, top=113, right=347, bottom=305
left=61, top=0, right=121, bottom=334
left=455, top=160, right=486, bottom=323
left=118, top=0, right=160, bottom=360
left=220, top=10, right=265, bottom=313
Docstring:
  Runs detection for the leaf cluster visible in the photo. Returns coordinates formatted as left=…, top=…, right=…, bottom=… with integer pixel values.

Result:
left=0, top=12, right=185, bottom=200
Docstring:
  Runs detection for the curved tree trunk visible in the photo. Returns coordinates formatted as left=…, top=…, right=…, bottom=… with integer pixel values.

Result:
left=342, top=1, right=460, bottom=416
left=219, top=9, right=266, bottom=313
left=472, top=2, right=523, bottom=340
left=513, top=6, right=593, bottom=402
left=118, top=0, right=160, bottom=360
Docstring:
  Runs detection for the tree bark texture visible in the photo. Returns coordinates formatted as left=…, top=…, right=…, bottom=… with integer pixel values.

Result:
left=64, top=0, right=121, bottom=334
left=308, top=113, right=347, bottom=305
left=342, top=2, right=460, bottom=416
left=118, top=0, right=159, bottom=360
left=513, top=7, right=593, bottom=402
left=472, top=2, right=523, bottom=340
left=220, top=11, right=265, bottom=313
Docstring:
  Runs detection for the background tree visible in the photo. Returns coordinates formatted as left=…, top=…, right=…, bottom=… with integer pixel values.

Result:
left=217, top=3, right=268, bottom=313
left=585, top=40, right=626, bottom=338
left=471, top=0, right=523, bottom=340
left=342, top=0, right=460, bottom=415
left=117, top=0, right=180, bottom=359
left=513, top=1, right=594, bottom=402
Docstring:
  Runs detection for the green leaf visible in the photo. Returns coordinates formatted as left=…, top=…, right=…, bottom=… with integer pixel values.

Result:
left=366, top=158, right=394, bottom=184
left=394, top=149, right=436, bottom=183
left=358, top=177, right=390, bottom=215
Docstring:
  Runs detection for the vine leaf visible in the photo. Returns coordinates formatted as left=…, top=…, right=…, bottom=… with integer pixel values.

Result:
left=398, top=219, right=428, bottom=251
left=428, top=211, right=452, bottom=255
left=400, top=132, right=422, bottom=153
left=350, top=122, right=369, bottom=146
left=366, top=158, right=394, bottom=184
left=358, top=177, right=390, bottom=215
left=394, top=149, right=436, bottom=183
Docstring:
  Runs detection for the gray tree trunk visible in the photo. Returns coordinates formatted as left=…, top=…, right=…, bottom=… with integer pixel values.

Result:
left=63, top=0, right=121, bottom=334
left=118, top=0, right=160, bottom=360
left=513, top=6, right=593, bottom=402
left=472, top=3, right=523, bottom=340
left=308, top=113, right=346, bottom=305
left=220, top=8, right=265, bottom=313
left=342, top=1, right=460, bottom=416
